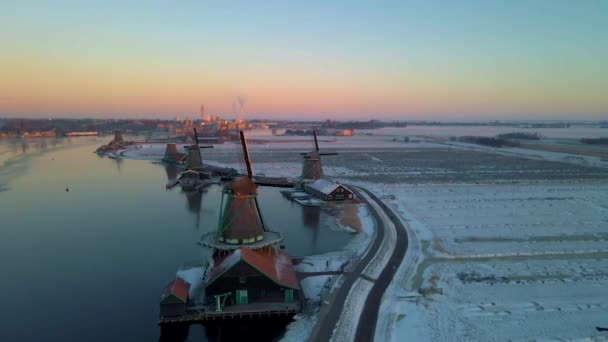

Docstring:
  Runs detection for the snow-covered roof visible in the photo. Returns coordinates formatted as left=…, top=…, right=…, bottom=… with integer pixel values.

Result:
left=160, top=277, right=190, bottom=302
left=207, top=247, right=300, bottom=290
left=306, top=179, right=349, bottom=195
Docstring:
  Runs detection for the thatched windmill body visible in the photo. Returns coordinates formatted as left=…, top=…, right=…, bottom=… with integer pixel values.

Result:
left=183, top=128, right=213, bottom=169
left=199, top=131, right=282, bottom=249
left=176, top=128, right=214, bottom=190
left=300, top=130, right=337, bottom=182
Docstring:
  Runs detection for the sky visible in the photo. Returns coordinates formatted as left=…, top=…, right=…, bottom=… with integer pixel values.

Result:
left=0, top=1, right=606, bottom=120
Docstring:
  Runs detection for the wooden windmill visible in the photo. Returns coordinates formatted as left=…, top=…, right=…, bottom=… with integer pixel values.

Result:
left=183, top=128, right=213, bottom=170
left=199, top=131, right=282, bottom=249
left=300, top=130, right=337, bottom=181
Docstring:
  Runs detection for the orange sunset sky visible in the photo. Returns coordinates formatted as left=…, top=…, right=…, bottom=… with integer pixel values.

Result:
left=1, top=1, right=606, bottom=120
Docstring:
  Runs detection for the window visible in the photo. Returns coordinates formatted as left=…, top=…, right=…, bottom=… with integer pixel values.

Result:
left=285, top=289, right=294, bottom=302
left=236, top=289, right=248, bottom=304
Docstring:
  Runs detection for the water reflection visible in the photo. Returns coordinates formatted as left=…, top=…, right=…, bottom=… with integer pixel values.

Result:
left=164, top=163, right=208, bottom=230
left=20, top=140, right=28, bottom=153
left=0, top=137, right=80, bottom=165
left=302, top=205, right=321, bottom=245
left=164, top=164, right=180, bottom=181
left=113, top=156, right=124, bottom=173
left=302, top=205, right=321, bottom=229
left=0, top=140, right=357, bottom=341
left=185, top=190, right=203, bottom=229
left=335, top=202, right=363, bottom=233
left=159, top=318, right=294, bottom=341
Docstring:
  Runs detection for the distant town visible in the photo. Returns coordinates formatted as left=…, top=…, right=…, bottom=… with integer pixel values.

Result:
left=1, top=110, right=606, bottom=141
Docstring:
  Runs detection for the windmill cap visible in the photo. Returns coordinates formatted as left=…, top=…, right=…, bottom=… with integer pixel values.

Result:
left=225, top=177, right=257, bottom=196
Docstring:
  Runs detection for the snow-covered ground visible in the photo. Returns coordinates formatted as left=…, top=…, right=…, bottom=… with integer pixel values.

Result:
left=358, top=125, right=608, bottom=139
left=444, top=141, right=608, bottom=168
left=370, top=182, right=608, bottom=341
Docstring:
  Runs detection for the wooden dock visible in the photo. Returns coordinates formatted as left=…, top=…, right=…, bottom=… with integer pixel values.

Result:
left=159, top=302, right=300, bottom=324
left=253, top=176, right=294, bottom=188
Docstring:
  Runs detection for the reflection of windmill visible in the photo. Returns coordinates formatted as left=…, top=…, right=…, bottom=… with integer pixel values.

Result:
left=113, top=156, right=123, bottom=173
left=302, top=206, right=321, bottom=229
left=183, top=128, right=213, bottom=170
left=199, top=131, right=282, bottom=249
left=300, top=130, right=337, bottom=181
left=301, top=206, right=321, bottom=246
left=184, top=190, right=203, bottom=230
left=164, top=164, right=180, bottom=182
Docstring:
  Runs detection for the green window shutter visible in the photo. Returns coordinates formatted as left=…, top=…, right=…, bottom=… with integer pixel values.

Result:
left=285, top=289, right=294, bottom=302
left=237, top=289, right=248, bottom=304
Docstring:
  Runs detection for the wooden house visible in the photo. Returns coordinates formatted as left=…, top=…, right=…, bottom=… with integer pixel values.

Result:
left=304, top=179, right=355, bottom=201
left=160, top=277, right=190, bottom=317
left=206, top=247, right=300, bottom=306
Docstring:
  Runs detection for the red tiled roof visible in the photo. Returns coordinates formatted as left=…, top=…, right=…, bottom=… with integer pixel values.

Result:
left=207, top=247, right=300, bottom=290
left=161, top=277, right=190, bottom=302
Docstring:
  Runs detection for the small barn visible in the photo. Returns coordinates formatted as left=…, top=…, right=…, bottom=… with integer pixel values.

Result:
left=160, top=277, right=190, bottom=317
left=206, top=247, right=300, bottom=307
left=304, top=179, right=355, bottom=201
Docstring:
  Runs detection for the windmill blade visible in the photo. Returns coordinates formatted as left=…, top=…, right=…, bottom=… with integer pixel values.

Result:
left=198, top=145, right=214, bottom=149
left=239, top=130, right=254, bottom=178
left=320, top=152, right=339, bottom=156
left=313, top=130, right=319, bottom=152
left=254, top=197, right=267, bottom=231
left=193, top=128, right=200, bottom=145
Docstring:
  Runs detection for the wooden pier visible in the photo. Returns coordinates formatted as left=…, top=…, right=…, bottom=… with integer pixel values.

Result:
left=253, top=176, right=294, bottom=188
left=159, top=302, right=300, bottom=325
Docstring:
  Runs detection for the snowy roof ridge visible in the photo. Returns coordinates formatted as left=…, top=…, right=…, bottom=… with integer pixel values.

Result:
left=307, top=178, right=342, bottom=194
left=206, top=247, right=300, bottom=290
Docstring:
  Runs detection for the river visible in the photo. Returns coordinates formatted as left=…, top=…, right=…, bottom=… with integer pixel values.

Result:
left=0, top=137, right=354, bottom=341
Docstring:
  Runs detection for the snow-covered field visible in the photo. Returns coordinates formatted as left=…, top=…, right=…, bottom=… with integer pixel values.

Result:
left=372, top=182, right=608, bottom=341
left=359, top=125, right=608, bottom=139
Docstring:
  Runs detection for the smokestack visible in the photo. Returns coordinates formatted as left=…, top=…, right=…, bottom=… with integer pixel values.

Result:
left=237, top=95, right=247, bottom=116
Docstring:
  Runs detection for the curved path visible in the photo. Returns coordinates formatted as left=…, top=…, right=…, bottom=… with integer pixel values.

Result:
left=310, top=186, right=408, bottom=342
left=354, top=186, right=408, bottom=342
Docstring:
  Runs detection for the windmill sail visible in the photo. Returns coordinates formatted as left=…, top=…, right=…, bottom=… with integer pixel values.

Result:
left=301, top=130, right=324, bottom=180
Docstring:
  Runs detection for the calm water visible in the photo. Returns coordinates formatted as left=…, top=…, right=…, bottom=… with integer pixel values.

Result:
left=0, top=138, right=353, bottom=342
